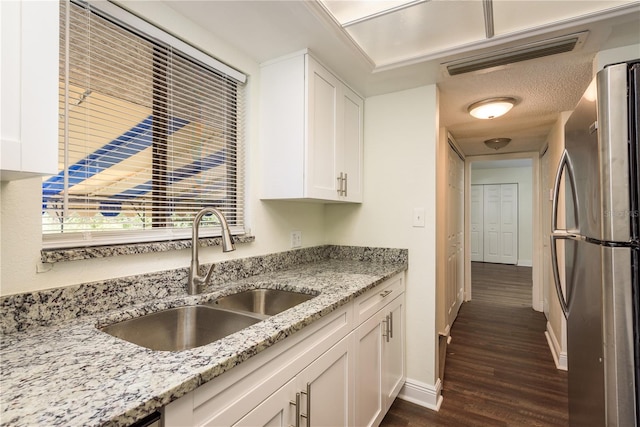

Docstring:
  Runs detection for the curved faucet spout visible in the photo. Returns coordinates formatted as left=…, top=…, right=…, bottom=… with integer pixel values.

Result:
left=188, top=207, right=236, bottom=295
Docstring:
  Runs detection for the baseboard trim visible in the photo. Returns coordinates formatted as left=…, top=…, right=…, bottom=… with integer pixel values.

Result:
left=545, top=321, right=568, bottom=371
left=517, top=259, right=533, bottom=267
left=397, top=378, right=443, bottom=411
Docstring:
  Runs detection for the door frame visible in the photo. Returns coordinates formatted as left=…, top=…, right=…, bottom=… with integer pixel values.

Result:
left=464, top=152, right=543, bottom=312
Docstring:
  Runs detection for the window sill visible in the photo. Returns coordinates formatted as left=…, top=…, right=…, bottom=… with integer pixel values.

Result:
left=40, top=235, right=255, bottom=264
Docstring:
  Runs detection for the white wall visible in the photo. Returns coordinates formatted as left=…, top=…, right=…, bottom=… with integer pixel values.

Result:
left=0, top=1, right=329, bottom=296
left=471, top=165, right=533, bottom=266
left=326, top=85, right=441, bottom=407
left=543, top=111, right=571, bottom=371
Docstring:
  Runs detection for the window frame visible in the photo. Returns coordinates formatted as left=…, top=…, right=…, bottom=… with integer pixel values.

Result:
left=43, top=0, right=247, bottom=250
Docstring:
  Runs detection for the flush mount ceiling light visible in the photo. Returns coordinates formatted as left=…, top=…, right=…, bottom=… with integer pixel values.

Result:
left=468, top=97, right=516, bottom=119
left=484, top=138, right=512, bottom=150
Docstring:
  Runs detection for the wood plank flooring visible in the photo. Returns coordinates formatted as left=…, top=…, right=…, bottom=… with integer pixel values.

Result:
left=380, top=262, right=568, bottom=427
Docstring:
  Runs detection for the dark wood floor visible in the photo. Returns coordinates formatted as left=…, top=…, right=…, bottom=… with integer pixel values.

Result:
left=381, top=262, right=569, bottom=427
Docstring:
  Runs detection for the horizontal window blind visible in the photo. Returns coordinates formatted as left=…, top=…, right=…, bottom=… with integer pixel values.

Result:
left=43, top=1, right=246, bottom=248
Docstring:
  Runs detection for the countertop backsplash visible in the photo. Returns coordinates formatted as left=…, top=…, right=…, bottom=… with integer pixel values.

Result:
left=0, top=245, right=407, bottom=335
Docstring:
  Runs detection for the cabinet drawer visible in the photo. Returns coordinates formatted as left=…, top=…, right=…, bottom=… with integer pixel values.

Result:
left=355, top=273, right=404, bottom=325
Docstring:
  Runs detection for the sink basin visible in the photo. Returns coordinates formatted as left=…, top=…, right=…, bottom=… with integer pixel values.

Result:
left=100, top=306, right=262, bottom=351
left=207, top=289, right=315, bottom=316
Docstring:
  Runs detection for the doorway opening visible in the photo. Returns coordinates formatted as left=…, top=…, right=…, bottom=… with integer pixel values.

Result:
left=465, top=155, right=541, bottom=311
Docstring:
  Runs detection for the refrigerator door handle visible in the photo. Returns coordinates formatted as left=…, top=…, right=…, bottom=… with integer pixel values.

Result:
left=552, top=150, right=579, bottom=233
left=551, top=149, right=580, bottom=319
left=550, top=232, right=571, bottom=318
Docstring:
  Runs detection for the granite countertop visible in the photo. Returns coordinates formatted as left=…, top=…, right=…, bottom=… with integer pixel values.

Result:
left=0, top=251, right=407, bottom=426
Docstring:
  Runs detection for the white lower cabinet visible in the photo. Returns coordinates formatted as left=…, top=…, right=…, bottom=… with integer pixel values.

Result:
left=163, top=273, right=404, bottom=427
left=235, top=336, right=353, bottom=427
left=354, top=309, right=385, bottom=426
left=382, top=295, right=405, bottom=407
left=354, top=290, right=405, bottom=427
left=232, top=378, right=296, bottom=427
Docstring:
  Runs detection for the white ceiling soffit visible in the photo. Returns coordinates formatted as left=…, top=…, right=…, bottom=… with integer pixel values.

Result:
left=318, top=0, right=639, bottom=71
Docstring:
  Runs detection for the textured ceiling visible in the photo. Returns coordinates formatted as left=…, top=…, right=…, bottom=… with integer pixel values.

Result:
left=439, top=51, right=595, bottom=155
left=160, top=0, right=640, bottom=156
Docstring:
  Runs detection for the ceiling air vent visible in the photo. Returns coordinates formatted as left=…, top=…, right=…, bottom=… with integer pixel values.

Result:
left=444, top=31, right=588, bottom=76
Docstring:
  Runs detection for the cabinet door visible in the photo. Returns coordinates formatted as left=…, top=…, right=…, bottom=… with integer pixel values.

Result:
left=305, top=56, right=340, bottom=200
left=382, top=295, right=405, bottom=409
left=297, top=335, right=352, bottom=427
left=353, top=310, right=385, bottom=427
left=1, top=0, right=58, bottom=180
left=339, top=86, right=363, bottom=202
left=233, top=378, right=296, bottom=427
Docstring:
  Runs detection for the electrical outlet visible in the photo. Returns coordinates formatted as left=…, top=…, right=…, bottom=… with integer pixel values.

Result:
left=291, top=231, right=302, bottom=248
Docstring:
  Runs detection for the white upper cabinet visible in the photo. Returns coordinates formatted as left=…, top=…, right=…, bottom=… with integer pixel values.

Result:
left=1, top=0, right=59, bottom=181
left=260, top=50, right=363, bottom=202
left=340, top=85, right=364, bottom=202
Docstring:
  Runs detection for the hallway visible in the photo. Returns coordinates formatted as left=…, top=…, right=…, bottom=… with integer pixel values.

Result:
left=381, top=262, right=569, bottom=426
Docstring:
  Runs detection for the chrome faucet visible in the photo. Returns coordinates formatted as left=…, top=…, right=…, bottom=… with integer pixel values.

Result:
left=188, top=207, right=236, bottom=295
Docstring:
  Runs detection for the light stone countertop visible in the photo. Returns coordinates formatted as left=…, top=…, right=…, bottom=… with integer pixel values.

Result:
left=0, top=255, right=407, bottom=426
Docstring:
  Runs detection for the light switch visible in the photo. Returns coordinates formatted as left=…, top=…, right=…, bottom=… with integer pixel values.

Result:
left=413, top=208, right=425, bottom=227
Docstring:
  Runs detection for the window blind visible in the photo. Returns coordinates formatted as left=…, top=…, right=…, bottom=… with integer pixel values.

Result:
left=43, top=0, right=246, bottom=248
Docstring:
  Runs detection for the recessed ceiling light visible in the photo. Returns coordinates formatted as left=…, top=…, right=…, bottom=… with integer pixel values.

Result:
left=484, top=138, right=512, bottom=150
left=468, top=97, right=516, bottom=119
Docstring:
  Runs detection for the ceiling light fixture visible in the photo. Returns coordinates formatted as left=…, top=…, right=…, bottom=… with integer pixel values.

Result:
left=468, top=97, right=516, bottom=119
left=484, top=137, right=511, bottom=150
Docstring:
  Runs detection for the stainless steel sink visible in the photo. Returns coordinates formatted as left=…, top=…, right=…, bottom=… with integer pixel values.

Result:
left=207, top=289, right=315, bottom=316
left=100, top=306, right=262, bottom=351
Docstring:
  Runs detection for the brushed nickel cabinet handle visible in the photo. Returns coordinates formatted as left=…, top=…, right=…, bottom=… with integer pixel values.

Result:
left=290, top=392, right=301, bottom=427
left=382, top=315, right=390, bottom=343
left=343, top=172, right=348, bottom=197
left=300, top=383, right=311, bottom=427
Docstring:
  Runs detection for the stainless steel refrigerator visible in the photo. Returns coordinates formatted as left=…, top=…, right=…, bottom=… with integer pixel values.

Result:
left=551, top=60, right=639, bottom=426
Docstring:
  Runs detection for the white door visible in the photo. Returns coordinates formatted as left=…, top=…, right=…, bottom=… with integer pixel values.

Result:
left=499, top=184, right=518, bottom=264
left=481, top=184, right=518, bottom=265
left=470, top=185, right=484, bottom=261
left=456, top=156, right=464, bottom=306
left=483, top=184, right=502, bottom=263
left=445, top=146, right=465, bottom=330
